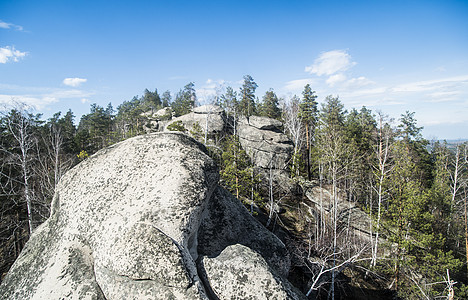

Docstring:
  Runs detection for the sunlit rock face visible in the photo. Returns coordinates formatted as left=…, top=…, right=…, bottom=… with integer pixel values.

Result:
left=0, top=132, right=304, bottom=300
left=164, top=105, right=226, bottom=136
left=237, top=116, right=293, bottom=170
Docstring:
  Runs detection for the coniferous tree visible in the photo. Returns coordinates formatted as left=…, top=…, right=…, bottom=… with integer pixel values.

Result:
left=142, top=88, right=161, bottom=112
left=220, top=135, right=261, bottom=207
left=299, top=84, right=318, bottom=180
left=172, top=82, right=196, bottom=117
left=259, top=89, right=281, bottom=119
left=161, top=90, right=172, bottom=108
left=238, top=75, right=258, bottom=117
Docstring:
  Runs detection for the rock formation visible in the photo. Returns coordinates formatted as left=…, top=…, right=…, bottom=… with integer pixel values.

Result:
left=164, top=105, right=225, bottom=137
left=301, top=181, right=372, bottom=241
left=237, top=116, right=297, bottom=196
left=0, top=132, right=305, bottom=299
left=237, top=116, right=293, bottom=170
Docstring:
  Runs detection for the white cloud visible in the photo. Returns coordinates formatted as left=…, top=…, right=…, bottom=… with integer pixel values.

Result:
left=427, top=91, right=460, bottom=103
left=0, top=46, right=27, bottom=63
left=0, top=88, right=93, bottom=110
left=0, top=94, right=58, bottom=110
left=63, top=77, right=87, bottom=87
left=392, top=75, right=468, bottom=93
left=283, top=78, right=316, bottom=91
left=81, top=98, right=90, bottom=104
left=0, top=20, right=23, bottom=31
left=305, top=50, right=356, bottom=76
left=326, top=73, right=347, bottom=86
left=196, top=79, right=226, bottom=104
left=345, top=76, right=375, bottom=88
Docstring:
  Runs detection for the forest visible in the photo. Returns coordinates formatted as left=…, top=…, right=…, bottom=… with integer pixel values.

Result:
left=1, top=75, right=467, bottom=299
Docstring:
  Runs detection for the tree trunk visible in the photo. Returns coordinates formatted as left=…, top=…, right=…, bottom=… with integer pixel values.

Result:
left=306, top=125, right=311, bottom=180
left=464, top=186, right=468, bottom=279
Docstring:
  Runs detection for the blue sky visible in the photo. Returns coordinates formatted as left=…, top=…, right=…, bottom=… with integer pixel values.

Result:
left=1, top=0, right=467, bottom=140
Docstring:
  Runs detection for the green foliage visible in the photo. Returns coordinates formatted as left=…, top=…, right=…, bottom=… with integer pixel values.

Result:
left=320, top=95, right=346, bottom=130
left=219, top=86, right=238, bottom=116
left=238, top=75, right=258, bottom=117
left=220, top=136, right=262, bottom=206
left=161, top=90, right=172, bottom=107
left=290, top=151, right=305, bottom=178
left=189, top=121, right=204, bottom=142
left=299, top=84, right=318, bottom=128
left=76, top=103, right=115, bottom=154
left=167, top=120, right=186, bottom=132
left=171, top=82, right=196, bottom=117
left=398, top=111, right=424, bottom=142
left=258, top=89, right=281, bottom=119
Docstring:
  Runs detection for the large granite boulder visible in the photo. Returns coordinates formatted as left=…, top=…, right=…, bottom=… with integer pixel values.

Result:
left=301, top=181, right=372, bottom=241
left=237, top=116, right=293, bottom=170
left=200, top=244, right=304, bottom=300
left=0, top=132, right=304, bottom=300
left=164, top=105, right=225, bottom=137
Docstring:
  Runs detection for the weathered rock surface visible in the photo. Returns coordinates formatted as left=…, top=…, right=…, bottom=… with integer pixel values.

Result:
left=200, top=244, right=304, bottom=300
left=197, top=186, right=291, bottom=277
left=165, top=105, right=225, bottom=136
left=0, top=132, right=303, bottom=299
left=237, top=116, right=293, bottom=170
left=301, top=181, right=372, bottom=240
left=193, top=104, right=224, bottom=114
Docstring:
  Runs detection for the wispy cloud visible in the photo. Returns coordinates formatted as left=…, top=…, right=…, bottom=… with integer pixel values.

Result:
left=0, top=20, right=24, bottom=31
left=63, top=77, right=87, bottom=87
left=391, top=75, right=468, bottom=93
left=345, top=76, right=375, bottom=88
left=339, top=75, right=468, bottom=114
left=0, top=94, right=58, bottom=110
left=283, top=78, right=316, bottom=92
left=0, top=46, right=27, bottom=63
left=305, top=50, right=356, bottom=76
left=0, top=89, right=94, bottom=110
left=326, top=73, right=347, bottom=87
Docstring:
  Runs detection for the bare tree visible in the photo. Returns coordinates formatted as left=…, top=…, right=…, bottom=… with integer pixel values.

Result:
left=282, top=95, right=304, bottom=177
left=370, top=112, right=395, bottom=268
left=446, top=143, right=467, bottom=236
left=1, top=103, right=39, bottom=235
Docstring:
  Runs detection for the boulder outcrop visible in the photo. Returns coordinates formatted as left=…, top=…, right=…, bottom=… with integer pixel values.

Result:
left=301, top=181, right=372, bottom=241
left=237, top=116, right=293, bottom=170
left=0, top=132, right=304, bottom=299
left=164, top=105, right=225, bottom=137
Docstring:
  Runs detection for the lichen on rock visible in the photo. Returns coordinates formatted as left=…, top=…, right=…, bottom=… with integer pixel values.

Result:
left=0, top=132, right=304, bottom=299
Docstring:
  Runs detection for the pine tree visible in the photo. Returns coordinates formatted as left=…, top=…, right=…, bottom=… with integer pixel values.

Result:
left=259, top=89, right=281, bottom=119
left=143, top=88, right=161, bottom=111
left=172, top=82, right=196, bottom=117
left=161, top=90, right=172, bottom=107
left=299, top=84, right=318, bottom=179
left=220, top=135, right=261, bottom=206
left=238, top=75, right=258, bottom=117
left=219, top=86, right=238, bottom=116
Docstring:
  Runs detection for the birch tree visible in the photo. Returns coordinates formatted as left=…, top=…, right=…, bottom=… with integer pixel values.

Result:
left=370, top=112, right=395, bottom=268
left=1, top=103, right=40, bottom=235
left=282, top=95, right=304, bottom=177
